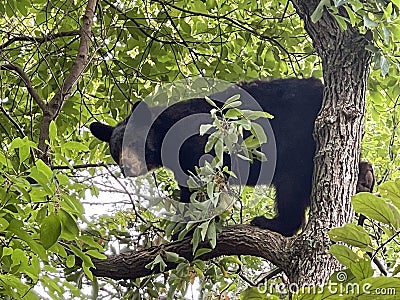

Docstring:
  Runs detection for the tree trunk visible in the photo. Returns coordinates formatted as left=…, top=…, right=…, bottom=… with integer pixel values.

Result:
left=289, top=0, right=371, bottom=285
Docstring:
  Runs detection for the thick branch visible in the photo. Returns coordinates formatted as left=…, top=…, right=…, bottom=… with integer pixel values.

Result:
left=0, top=63, right=46, bottom=111
left=0, top=30, right=81, bottom=50
left=38, top=0, right=97, bottom=157
left=92, top=225, right=293, bottom=280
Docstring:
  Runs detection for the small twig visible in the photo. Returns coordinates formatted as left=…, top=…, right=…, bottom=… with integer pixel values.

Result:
left=0, top=63, right=46, bottom=111
left=372, top=230, right=400, bottom=260
left=51, top=163, right=112, bottom=170
left=0, top=105, right=25, bottom=137
left=279, top=1, right=290, bottom=23
left=103, top=164, right=148, bottom=224
left=0, top=30, right=81, bottom=50
left=255, top=267, right=282, bottom=286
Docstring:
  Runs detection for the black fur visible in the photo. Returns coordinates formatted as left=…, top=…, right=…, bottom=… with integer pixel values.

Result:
left=90, top=78, right=324, bottom=236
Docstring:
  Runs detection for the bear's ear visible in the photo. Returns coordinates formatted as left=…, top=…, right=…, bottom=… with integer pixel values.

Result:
left=90, top=122, right=114, bottom=142
left=131, top=101, right=152, bottom=126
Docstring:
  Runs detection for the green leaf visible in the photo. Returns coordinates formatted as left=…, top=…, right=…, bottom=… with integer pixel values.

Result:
left=9, top=137, right=36, bottom=163
left=382, top=25, right=391, bottom=45
left=363, top=15, right=377, bottom=28
left=234, top=119, right=251, bottom=130
left=392, top=0, right=400, bottom=8
left=207, top=181, right=214, bottom=199
left=224, top=132, right=238, bottom=150
left=0, top=218, right=10, bottom=231
left=241, top=110, right=273, bottom=120
left=40, top=214, right=61, bottom=250
left=7, top=219, right=47, bottom=261
left=250, top=123, right=267, bottom=145
left=68, top=244, right=92, bottom=265
left=36, top=159, right=53, bottom=178
left=0, top=274, right=30, bottom=296
left=0, top=151, right=7, bottom=166
left=252, top=150, right=267, bottom=162
left=11, top=248, right=27, bottom=267
left=86, top=250, right=107, bottom=260
left=393, top=0, right=400, bottom=8
left=224, top=94, right=241, bottom=106
left=63, top=141, right=89, bottom=151
left=344, top=6, right=356, bottom=26
left=329, top=244, right=360, bottom=269
left=380, top=180, right=400, bottom=209
left=244, top=136, right=260, bottom=148
left=79, top=235, right=104, bottom=251
left=66, top=255, right=75, bottom=268
left=223, top=100, right=242, bottom=109
left=207, top=220, right=217, bottom=249
left=215, top=139, right=223, bottom=163
left=194, top=248, right=212, bottom=259
left=380, top=55, right=390, bottom=76
left=205, top=96, right=217, bottom=108
left=9, top=137, right=24, bottom=149
left=240, top=287, right=265, bottom=300
left=349, top=257, right=374, bottom=280
left=205, top=132, right=218, bottom=153
left=60, top=194, right=84, bottom=216
left=328, top=223, right=372, bottom=249
left=334, top=15, right=348, bottom=30
left=83, top=265, right=94, bottom=281
left=145, top=254, right=167, bottom=272
left=49, top=120, right=57, bottom=141
left=16, top=0, right=28, bottom=16
left=3, top=247, right=13, bottom=256
left=237, top=153, right=252, bottom=162
left=311, top=0, right=330, bottom=23
left=334, top=0, right=349, bottom=7
left=199, top=124, right=214, bottom=136
left=192, top=226, right=201, bottom=254
left=24, top=255, right=40, bottom=281
left=197, top=220, right=210, bottom=241
left=352, top=193, right=400, bottom=228
left=165, top=251, right=182, bottom=263
left=59, top=209, right=80, bottom=240
left=10, top=137, right=36, bottom=150
left=19, top=144, right=30, bottom=162
left=224, top=108, right=242, bottom=119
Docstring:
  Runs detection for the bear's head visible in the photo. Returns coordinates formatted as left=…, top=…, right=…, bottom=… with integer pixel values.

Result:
left=89, top=101, right=158, bottom=177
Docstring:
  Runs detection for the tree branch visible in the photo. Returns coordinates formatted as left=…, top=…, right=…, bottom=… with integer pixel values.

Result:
left=0, top=63, right=46, bottom=111
left=51, top=163, right=112, bottom=170
left=0, top=30, right=81, bottom=51
left=38, top=0, right=98, bottom=158
left=91, top=225, right=294, bottom=280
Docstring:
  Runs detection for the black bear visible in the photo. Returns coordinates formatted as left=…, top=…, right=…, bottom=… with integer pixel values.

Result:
left=90, top=78, right=323, bottom=236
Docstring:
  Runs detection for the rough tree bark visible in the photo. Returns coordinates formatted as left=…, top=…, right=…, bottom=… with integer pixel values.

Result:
left=90, top=0, right=372, bottom=287
left=92, top=225, right=294, bottom=280
left=288, top=1, right=372, bottom=285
